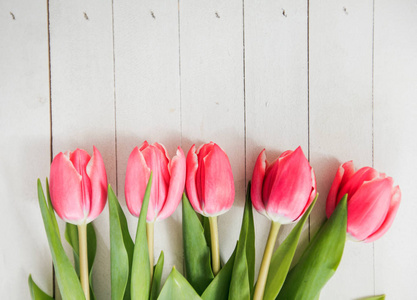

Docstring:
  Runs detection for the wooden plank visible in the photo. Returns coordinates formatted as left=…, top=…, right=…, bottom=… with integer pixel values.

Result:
left=374, top=1, right=417, bottom=298
left=0, top=0, right=51, bottom=297
left=244, top=0, right=309, bottom=277
left=48, top=0, right=115, bottom=298
left=179, top=0, right=245, bottom=264
left=309, top=1, right=374, bottom=298
left=113, top=0, right=181, bottom=282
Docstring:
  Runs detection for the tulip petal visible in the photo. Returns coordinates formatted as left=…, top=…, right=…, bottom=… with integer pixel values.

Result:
left=266, top=147, right=312, bottom=224
left=279, top=150, right=293, bottom=159
left=339, top=161, right=356, bottom=188
left=202, top=144, right=235, bottom=216
left=262, top=149, right=296, bottom=201
left=139, top=140, right=150, bottom=151
left=251, top=149, right=267, bottom=215
left=153, top=143, right=171, bottom=217
left=69, top=149, right=91, bottom=171
left=295, top=167, right=317, bottom=221
left=125, top=147, right=150, bottom=218
left=142, top=145, right=170, bottom=221
left=337, top=166, right=380, bottom=203
left=158, top=147, right=186, bottom=221
left=196, top=142, right=214, bottom=203
left=49, top=152, right=85, bottom=223
left=326, top=161, right=355, bottom=218
left=86, top=146, right=108, bottom=223
left=186, top=145, right=203, bottom=214
left=262, top=156, right=281, bottom=206
left=70, top=149, right=92, bottom=218
left=365, top=185, right=401, bottom=242
left=196, top=142, right=215, bottom=158
left=309, top=168, right=317, bottom=205
left=154, top=142, right=171, bottom=168
left=347, top=177, right=393, bottom=241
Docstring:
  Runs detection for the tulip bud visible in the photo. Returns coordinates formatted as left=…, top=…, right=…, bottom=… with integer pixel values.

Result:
left=326, top=161, right=401, bottom=242
left=49, top=146, right=108, bottom=225
left=185, top=142, right=235, bottom=217
left=251, top=146, right=316, bottom=224
left=125, top=141, right=186, bottom=222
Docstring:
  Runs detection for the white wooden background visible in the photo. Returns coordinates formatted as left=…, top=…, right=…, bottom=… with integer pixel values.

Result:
left=1, top=0, right=416, bottom=299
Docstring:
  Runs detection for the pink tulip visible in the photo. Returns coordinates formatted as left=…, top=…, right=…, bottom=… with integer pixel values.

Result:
left=251, top=146, right=316, bottom=224
left=49, top=146, right=108, bottom=225
left=326, top=161, right=401, bottom=242
left=125, top=141, right=186, bottom=222
left=186, top=142, right=235, bottom=216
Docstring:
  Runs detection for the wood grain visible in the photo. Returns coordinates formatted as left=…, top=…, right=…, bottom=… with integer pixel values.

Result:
left=309, top=1, right=374, bottom=298
left=113, top=0, right=181, bottom=283
left=48, top=0, right=115, bottom=298
left=1, top=0, right=416, bottom=298
left=0, top=0, right=51, bottom=297
left=244, top=0, right=309, bottom=278
left=374, top=0, right=417, bottom=298
left=180, top=0, right=245, bottom=265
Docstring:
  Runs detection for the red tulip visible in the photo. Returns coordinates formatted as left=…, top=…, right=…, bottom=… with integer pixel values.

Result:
left=186, top=142, right=235, bottom=216
left=251, top=146, right=316, bottom=224
left=326, top=161, right=401, bottom=242
left=125, top=141, right=186, bottom=222
left=49, top=146, right=108, bottom=225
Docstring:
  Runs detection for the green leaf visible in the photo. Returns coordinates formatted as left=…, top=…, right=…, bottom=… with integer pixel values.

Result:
left=182, top=193, right=214, bottom=294
left=263, top=194, right=318, bottom=300
left=358, top=295, right=386, bottom=300
left=131, top=173, right=153, bottom=300
left=228, top=182, right=255, bottom=300
left=87, top=222, right=97, bottom=300
left=37, top=179, right=85, bottom=300
left=202, top=216, right=211, bottom=250
left=245, top=183, right=256, bottom=295
left=116, top=191, right=135, bottom=261
left=28, top=275, right=53, bottom=300
left=64, top=223, right=97, bottom=298
left=45, top=178, right=60, bottom=238
left=64, top=222, right=97, bottom=300
left=65, top=225, right=78, bottom=264
left=157, top=267, right=202, bottom=300
left=150, top=251, right=165, bottom=300
left=229, top=242, right=248, bottom=300
left=65, top=224, right=79, bottom=273
left=108, top=185, right=133, bottom=300
left=201, top=243, right=237, bottom=300
left=277, top=195, right=348, bottom=300
left=116, top=186, right=135, bottom=300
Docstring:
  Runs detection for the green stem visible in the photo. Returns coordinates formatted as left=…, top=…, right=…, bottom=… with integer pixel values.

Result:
left=78, top=223, right=90, bottom=300
left=208, top=216, right=220, bottom=276
left=147, top=222, right=154, bottom=279
left=253, top=221, right=281, bottom=300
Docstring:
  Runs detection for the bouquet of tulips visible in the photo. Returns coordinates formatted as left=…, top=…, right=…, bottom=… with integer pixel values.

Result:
left=29, top=142, right=400, bottom=300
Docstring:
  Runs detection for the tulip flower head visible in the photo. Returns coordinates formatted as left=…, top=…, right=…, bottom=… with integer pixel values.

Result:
left=49, top=146, right=108, bottom=225
left=251, top=146, right=316, bottom=224
left=326, top=161, right=401, bottom=242
left=125, top=141, right=186, bottom=222
left=186, top=142, right=235, bottom=217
